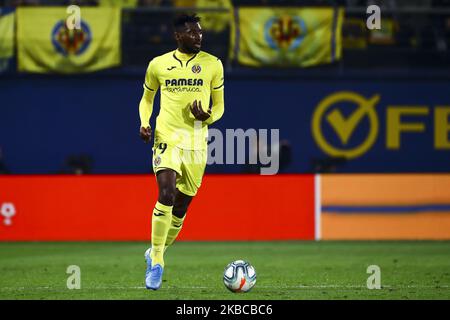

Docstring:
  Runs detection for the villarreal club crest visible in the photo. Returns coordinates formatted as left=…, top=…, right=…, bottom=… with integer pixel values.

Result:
left=51, top=20, right=92, bottom=56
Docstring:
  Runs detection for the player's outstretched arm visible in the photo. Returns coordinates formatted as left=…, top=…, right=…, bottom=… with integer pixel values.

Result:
left=138, top=87, right=156, bottom=143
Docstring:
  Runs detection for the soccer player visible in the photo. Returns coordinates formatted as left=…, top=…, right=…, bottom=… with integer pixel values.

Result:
left=138, top=13, right=225, bottom=290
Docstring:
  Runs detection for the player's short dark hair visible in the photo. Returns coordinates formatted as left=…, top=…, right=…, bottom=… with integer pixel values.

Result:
left=173, top=13, right=201, bottom=32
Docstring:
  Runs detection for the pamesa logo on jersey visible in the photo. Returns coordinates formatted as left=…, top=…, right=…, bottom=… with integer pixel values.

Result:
left=51, top=19, right=92, bottom=56
left=165, top=78, right=204, bottom=86
left=165, top=78, right=204, bottom=93
left=264, top=15, right=306, bottom=50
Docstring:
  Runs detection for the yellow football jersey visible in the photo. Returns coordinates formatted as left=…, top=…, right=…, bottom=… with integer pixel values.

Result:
left=144, top=49, right=224, bottom=150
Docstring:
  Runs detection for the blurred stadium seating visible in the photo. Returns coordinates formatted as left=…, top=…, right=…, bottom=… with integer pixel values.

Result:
left=1, top=0, right=450, bottom=73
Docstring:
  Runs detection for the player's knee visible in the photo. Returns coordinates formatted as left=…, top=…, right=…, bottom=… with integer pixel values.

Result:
left=158, top=186, right=176, bottom=205
left=172, top=207, right=187, bottom=219
left=172, top=194, right=192, bottom=218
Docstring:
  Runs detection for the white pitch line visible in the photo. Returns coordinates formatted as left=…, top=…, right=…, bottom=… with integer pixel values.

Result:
left=0, top=286, right=211, bottom=291
left=258, top=285, right=450, bottom=289
left=0, top=285, right=448, bottom=291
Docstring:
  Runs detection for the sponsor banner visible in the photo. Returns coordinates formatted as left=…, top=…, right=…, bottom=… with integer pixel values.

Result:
left=222, top=84, right=450, bottom=173
left=1, top=80, right=449, bottom=173
left=320, top=174, right=450, bottom=240
left=230, top=7, right=343, bottom=67
left=0, top=175, right=316, bottom=241
left=17, top=7, right=120, bottom=73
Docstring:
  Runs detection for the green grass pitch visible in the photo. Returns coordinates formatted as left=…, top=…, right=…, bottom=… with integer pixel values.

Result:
left=0, top=241, right=449, bottom=300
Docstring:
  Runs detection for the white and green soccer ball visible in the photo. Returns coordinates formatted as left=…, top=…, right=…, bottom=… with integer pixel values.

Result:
left=223, top=260, right=257, bottom=293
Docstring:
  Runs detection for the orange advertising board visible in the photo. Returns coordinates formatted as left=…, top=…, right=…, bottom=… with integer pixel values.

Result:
left=0, top=174, right=316, bottom=241
left=321, top=174, right=450, bottom=240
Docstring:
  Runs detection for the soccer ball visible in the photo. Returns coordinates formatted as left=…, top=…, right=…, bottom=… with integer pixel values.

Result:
left=223, top=260, right=257, bottom=293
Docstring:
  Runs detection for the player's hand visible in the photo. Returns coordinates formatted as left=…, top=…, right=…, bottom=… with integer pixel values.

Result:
left=190, top=100, right=211, bottom=121
left=139, top=126, right=152, bottom=144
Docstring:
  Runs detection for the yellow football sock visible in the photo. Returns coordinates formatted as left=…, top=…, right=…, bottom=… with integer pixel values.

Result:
left=150, top=201, right=172, bottom=267
left=164, top=214, right=186, bottom=252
